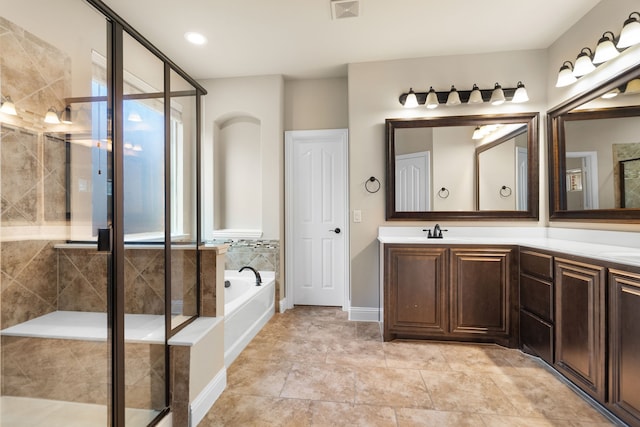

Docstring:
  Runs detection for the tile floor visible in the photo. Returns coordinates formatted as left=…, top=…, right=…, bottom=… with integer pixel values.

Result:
left=200, top=306, right=618, bottom=426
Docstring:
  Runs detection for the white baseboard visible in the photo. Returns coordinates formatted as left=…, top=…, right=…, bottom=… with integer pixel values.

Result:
left=349, top=306, right=380, bottom=322
left=190, top=368, right=227, bottom=427
left=279, top=298, right=287, bottom=313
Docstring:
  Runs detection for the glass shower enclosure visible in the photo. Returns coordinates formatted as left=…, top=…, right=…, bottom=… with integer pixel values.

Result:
left=0, top=0, right=204, bottom=425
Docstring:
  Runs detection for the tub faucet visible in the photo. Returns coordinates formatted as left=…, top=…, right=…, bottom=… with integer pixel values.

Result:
left=239, top=266, right=262, bottom=286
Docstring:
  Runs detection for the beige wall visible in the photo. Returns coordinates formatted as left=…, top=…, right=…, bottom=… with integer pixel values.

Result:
left=347, top=49, right=548, bottom=307
left=200, top=75, right=285, bottom=241
left=284, top=77, right=348, bottom=130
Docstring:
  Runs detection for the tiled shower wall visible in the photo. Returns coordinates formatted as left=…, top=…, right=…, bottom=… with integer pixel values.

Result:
left=1, top=244, right=199, bottom=328
left=1, top=15, right=71, bottom=330
left=217, top=239, right=281, bottom=309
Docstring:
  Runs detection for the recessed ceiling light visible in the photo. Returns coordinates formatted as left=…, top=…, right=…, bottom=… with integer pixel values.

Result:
left=184, top=32, right=207, bottom=45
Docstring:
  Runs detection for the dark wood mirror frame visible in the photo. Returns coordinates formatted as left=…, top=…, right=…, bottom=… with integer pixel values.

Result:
left=548, top=64, right=640, bottom=222
left=385, top=112, right=539, bottom=221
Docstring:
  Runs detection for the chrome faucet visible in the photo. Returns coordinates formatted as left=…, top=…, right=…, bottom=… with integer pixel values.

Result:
left=423, top=224, right=447, bottom=239
left=239, top=266, right=262, bottom=286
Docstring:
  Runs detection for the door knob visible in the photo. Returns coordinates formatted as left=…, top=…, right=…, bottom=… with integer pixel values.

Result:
left=329, top=227, right=341, bottom=234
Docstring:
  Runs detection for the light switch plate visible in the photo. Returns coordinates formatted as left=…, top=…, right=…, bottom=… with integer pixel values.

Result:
left=353, top=210, right=362, bottom=223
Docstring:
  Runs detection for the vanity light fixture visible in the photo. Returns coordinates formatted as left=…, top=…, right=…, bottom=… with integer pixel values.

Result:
left=555, top=61, right=577, bottom=87
left=511, top=81, right=529, bottom=103
left=556, top=11, right=640, bottom=88
left=617, top=12, right=640, bottom=48
left=425, top=87, right=439, bottom=109
left=44, top=106, right=72, bottom=124
left=573, top=47, right=596, bottom=77
left=489, top=83, right=505, bottom=105
left=403, top=88, right=419, bottom=108
left=601, top=88, right=621, bottom=99
left=467, top=84, right=484, bottom=104
left=593, top=31, right=619, bottom=64
left=446, top=86, right=461, bottom=106
left=0, top=96, right=17, bottom=116
left=398, top=82, right=526, bottom=108
left=624, top=78, right=640, bottom=95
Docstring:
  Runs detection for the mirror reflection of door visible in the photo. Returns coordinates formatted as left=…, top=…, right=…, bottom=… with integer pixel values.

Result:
left=395, top=151, right=430, bottom=211
left=516, top=147, right=528, bottom=210
left=566, top=152, right=599, bottom=210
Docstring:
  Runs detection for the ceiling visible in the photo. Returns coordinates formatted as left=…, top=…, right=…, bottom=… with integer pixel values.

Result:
left=101, top=0, right=602, bottom=81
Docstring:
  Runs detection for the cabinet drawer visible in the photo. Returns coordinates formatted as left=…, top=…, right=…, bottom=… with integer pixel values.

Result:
left=520, top=250, right=553, bottom=280
left=520, top=309, right=553, bottom=364
left=520, top=274, right=553, bottom=321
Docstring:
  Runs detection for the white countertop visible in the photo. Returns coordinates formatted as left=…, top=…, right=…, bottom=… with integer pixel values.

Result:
left=378, top=226, right=640, bottom=267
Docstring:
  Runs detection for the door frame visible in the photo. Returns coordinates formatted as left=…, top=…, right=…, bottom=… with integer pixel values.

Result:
left=284, top=129, right=350, bottom=312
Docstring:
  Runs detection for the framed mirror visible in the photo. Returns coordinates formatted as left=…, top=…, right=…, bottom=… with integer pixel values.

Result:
left=385, top=112, right=539, bottom=220
left=548, top=64, right=640, bottom=222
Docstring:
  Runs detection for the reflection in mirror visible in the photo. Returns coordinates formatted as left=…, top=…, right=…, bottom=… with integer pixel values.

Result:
left=548, top=63, right=640, bottom=221
left=476, top=125, right=528, bottom=211
left=386, top=113, right=539, bottom=221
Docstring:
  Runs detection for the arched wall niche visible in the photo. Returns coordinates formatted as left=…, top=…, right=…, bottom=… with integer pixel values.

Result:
left=213, top=113, right=263, bottom=237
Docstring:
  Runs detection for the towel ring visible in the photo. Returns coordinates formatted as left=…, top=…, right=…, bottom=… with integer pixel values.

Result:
left=500, top=185, right=512, bottom=197
left=438, top=187, right=450, bottom=199
left=365, top=176, right=381, bottom=193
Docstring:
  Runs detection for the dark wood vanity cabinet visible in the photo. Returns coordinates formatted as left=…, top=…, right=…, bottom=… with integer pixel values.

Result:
left=554, top=258, right=606, bottom=402
left=519, top=250, right=554, bottom=363
left=450, top=248, right=517, bottom=347
left=383, top=245, right=448, bottom=341
left=608, top=269, right=640, bottom=426
left=383, top=245, right=516, bottom=346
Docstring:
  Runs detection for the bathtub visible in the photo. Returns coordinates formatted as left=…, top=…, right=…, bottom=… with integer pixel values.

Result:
left=223, top=269, right=275, bottom=367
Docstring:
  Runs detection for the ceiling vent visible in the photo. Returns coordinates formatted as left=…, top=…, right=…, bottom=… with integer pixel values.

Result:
left=331, top=0, right=360, bottom=20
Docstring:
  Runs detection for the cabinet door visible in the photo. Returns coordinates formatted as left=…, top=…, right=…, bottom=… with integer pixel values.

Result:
left=384, top=245, right=448, bottom=341
left=554, top=258, right=605, bottom=402
left=450, top=248, right=515, bottom=343
left=608, top=269, right=640, bottom=426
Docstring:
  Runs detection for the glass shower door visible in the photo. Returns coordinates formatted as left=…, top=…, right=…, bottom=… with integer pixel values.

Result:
left=0, top=1, right=113, bottom=425
left=121, top=31, right=168, bottom=425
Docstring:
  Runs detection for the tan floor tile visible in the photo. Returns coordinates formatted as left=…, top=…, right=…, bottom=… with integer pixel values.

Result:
left=326, top=340, right=387, bottom=368
left=355, top=367, right=433, bottom=408
left=280, top=363, right=356, bottom=402
left=488, top=373, right=612, bottom=423
left=235, top=334, right=280, bottom=361
left=203, top=393, right=311, bottom=426
left=437, top=342, right=533, bottom=375
left=309, top=401, right=397, bottom=426
left=356, top=322, right=382, bottom=341
left=226, top=359, right=292, bottom=397
left=383, top=340, right=451, bottom=371
left=480, top=414, right=617, bottom=427
left=200, top=306, right=617, bottom=426
left=396, top=407, right=485, bottom=426
left=307, top=320, right=357, bottom=341
left=421, top=370, right=520, bottom=416
left=271, top=337, right=329, bottom=363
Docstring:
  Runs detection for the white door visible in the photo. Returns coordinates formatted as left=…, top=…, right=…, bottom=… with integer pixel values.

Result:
left=395, top=151, right=430, bottom=211
left=285, top=129, right=348, bottom=308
